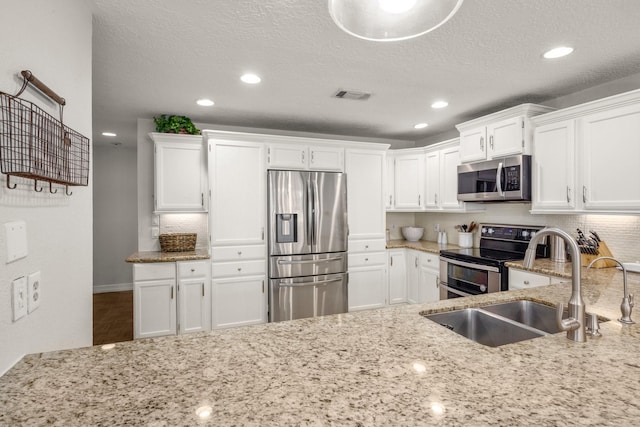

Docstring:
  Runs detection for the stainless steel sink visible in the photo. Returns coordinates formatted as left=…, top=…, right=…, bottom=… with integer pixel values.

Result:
left=481, top=300, right=566, bottom=334
left=424, top=308, right=546, bottom=347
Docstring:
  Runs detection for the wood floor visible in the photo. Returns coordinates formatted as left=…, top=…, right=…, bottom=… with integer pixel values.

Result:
left=93, top=291, right=133, bottom=346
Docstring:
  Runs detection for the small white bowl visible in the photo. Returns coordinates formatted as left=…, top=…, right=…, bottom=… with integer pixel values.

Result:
left=401, top=227, right=424, bottom=242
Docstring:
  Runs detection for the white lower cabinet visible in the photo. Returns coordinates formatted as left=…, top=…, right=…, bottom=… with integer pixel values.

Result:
left=387, top=249, right=407, bottom=304
left=348, top=245, right=387, bottom=312
left=133, top=261, right=210, bottom=339
left=509, top=268, right=563, bottom=291
left=406, top=250, right=440, bottom=304
left=212, top=275, right=267, bottom=329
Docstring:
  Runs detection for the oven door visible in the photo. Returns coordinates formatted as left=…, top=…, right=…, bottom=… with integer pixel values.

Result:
left=439, top=258, right=502, bottom=300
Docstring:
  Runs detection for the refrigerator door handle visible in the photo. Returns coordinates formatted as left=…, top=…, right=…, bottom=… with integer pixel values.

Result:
left=306, top=177, right=314, bottom=245
left=278, top=277, right=343, bottom=287
left=277, top=256, right=343, bottom=265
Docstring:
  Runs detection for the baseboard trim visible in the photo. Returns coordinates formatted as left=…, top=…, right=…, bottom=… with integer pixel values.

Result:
left=93, top=282, right=133, bottom=294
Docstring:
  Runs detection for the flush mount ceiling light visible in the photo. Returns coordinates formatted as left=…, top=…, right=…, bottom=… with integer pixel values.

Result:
left=543, top=46, right=574, bottom=59
left=431, top=100, right=449, bottom=109
left=241, top=73, right=261, bottom=84
left=328, top=0, right=464, bottom=42
left=196, top=99, right=215, bottom=107
left=102, top=132, right=116, bottom=137
left=414, top=123, right=429, bottom=129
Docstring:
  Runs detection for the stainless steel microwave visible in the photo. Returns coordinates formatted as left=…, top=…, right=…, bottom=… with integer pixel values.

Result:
left=457, top=155, right=531, bottom=202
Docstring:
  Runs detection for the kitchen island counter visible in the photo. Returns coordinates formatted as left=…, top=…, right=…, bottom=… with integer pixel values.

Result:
left=2, top=269, right=639, bottom=425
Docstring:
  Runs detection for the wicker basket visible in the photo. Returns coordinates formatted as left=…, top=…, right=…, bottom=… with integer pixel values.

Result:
left=159, top=233, right=197, bottom=252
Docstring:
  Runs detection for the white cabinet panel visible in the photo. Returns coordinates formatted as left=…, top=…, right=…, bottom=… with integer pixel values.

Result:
left=134, top=278, right=176, bottom=339
left=211, top=245, right=266, bottom=262
left=309, top=146, right=344, bottom=171
left=267, top=144, right=306, bottom=169
left=388, top=250, right=407, bottom=305
left=209, top=140, right=265, bottom=245
left=385, top=153, right=395, bottom=209
left=459, top=126, right=486, bottom=163
left=345, top=149, right=386, bottom=240
left=178, top=278, right=210, bottom=334
left=349, top=239, right=387, bottom=253
left=134, top=263, right=176, bottom=281
left=418, top=263, right=440, bottom=304
left=406, top=251, right=420, bottom=304
left=394, top=154, right=424, bottom=209
left=424, top=151, right=440, bottom=208
left=211, top=260, right=266, bottom=278
left=439, top=145, right=463, bottom=209
left=487, top=116, right=524, bottom=158
left=508, top=269, right=551, bottom=290
left=212, top=276, right=266, bottom=329
left=348, top=265, right=387, bottom=312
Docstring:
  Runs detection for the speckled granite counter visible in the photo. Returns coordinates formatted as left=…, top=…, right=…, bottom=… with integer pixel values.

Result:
left=387, top=239, right=459, bottom=253
left=125, top=249, right=210, bottom=263
left=2, top=265, right=640, bottom=425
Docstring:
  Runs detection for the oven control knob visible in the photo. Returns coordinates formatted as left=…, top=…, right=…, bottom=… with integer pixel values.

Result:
left=521, top=230, right=529, bottom=238
left=487, top=228, right=494, bottom=234
left=530, top=231, right=536, bottom=238
left=481, top=227, right=487, bottom=234
left=480, top=285, right=487, bottom=292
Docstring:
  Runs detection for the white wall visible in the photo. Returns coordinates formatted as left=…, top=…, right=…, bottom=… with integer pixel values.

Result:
left=93, top=145, right=137, bottom=292
left=0, top=0, right=92, bottom=375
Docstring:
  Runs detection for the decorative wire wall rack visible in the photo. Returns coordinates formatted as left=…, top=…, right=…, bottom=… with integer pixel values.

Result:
left=0, top=70, right=89, bottom=195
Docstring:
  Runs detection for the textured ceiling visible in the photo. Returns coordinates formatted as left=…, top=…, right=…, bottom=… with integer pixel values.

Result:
left=91, top=0, right=640, bottom=147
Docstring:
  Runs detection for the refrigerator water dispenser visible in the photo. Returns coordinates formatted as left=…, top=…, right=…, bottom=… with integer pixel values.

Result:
left=276, top=213, right=297, bottom=243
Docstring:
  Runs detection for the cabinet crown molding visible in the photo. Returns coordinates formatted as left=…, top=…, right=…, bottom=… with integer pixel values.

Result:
left=455, top=103, right=555, bottom=132
left=149, top=132, right=203, bottom=143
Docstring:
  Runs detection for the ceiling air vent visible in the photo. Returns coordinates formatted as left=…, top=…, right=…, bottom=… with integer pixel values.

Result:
left=333, top=89, right=372, bottom=101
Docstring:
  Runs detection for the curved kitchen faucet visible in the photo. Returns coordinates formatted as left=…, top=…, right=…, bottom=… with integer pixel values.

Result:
left=523, top=228, right=586, bottom=342
left=587, top=256, right=635, bottom=324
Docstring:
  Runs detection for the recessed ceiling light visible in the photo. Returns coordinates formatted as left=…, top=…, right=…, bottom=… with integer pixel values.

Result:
left=241, top=73, right=261, bottom=84
left=414, top=123, right=429, bottom=129
left=379, top=0, right=417, bottom=14
left=543, top=46, right=574, bottom=59
left=196, top=99, right=214, bottom=107
left=102, top=132, right=117, bottom=137
left=431, top=101, right=448, bottom=109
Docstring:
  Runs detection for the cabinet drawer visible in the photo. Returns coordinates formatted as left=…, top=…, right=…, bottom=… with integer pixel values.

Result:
left=177, top=260, right=209, bottom=279
left=420, top=252, right=439, bottom=269
left=349, top=239, right=386, bottom=253
left=212, top=260, right=266, bottom=278
left=509, top=269, right=551, bottom=290
left=212, top=245, right=265, bottom=261
left=133, top=263, right=176, bottom=281
left=348, top=252, right=387, bottom=267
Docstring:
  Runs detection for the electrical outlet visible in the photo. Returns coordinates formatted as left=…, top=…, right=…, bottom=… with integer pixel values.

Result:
left=151, top=227, right=160, bottom=238
left=27, top=271, right=41, bottom=313
left=11, top=277, right=28, bottom=322
left=152, top=215, right=160, bottom=226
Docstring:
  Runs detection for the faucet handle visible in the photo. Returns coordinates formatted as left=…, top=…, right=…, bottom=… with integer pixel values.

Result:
left=629, top=293, right=634, bottom=308
left=557, top=303, right=580, bottom=332
left=585, top=312, right=602, bottom=337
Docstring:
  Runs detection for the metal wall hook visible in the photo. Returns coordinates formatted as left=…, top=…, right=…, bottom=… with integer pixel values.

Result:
left=49, top=182, right=58, bottom=194
left=6, top=175, right=17, bottom=189
left=65, top=186, right=73, bottom=196
left=34, top=180, right=43, bottom=192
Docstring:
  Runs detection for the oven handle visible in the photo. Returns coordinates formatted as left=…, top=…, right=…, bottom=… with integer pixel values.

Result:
left=441, top=257, right=500, bottom=273
left=439, top=283, right=475, bottom=298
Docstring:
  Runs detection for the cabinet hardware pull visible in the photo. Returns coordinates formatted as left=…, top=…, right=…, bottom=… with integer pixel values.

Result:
left=390, top=257, right=393, bottom=266
left=436, top=276, right=439, bottom=288
left=418, top=194, right=421, bottom=206
left=365, top=245, right=369, bottom=249
left=201, top=193, right=204, bottom=206
left=427, top=258, right=431, bottom=262
left=582, top=186, right=587, bottom=203
left=238, top=251, right=242, bottom=256
left=301, top=151, right=305, bottom=163
left=262, top=280, right=265, bottom=293
left=261, top=227, right=264, bottom=240
left=237, top=268, right=242, bottom=272
left=415, top=258, right=418, bottom=268
left=524, top=280, right=530, bottom=285
left=365, top=258, right=369, bottom=262
left=566, top=186, right=571, bottom=203
left=435, top=193, right=438, bottom=204
left=191, top=268, right=195, bottom=272
left=389, top=195, right=392, bottom=205
left=480, top=136, right=484, bottom=151
left=489, top=135, right=494, bottom=150
left=171, top=286, right=174, bottom=299
left=202, top=283, right=205, bottom=296
left=311, top=151, right=314, bottom=163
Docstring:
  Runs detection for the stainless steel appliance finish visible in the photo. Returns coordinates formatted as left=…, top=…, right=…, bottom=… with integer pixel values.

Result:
left=457, top=155, right=531, bottom=202
left=439, top=224, right=549, bottom=300
left=268, top=170, right=348, bottom=322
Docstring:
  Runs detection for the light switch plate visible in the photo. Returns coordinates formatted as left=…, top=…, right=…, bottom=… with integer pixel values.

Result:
left=12, top=277, right=28, bottom=321
left=28, top=271, right=42, bottom=313
left=5, top=221, right=28, bottom=263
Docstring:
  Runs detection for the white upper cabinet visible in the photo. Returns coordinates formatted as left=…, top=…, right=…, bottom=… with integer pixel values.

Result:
left=267, top=142, right=344, bottom=171
left=385, top=153, right=395, bottom=209
left=424, top=150, right=440, bottom=208
left=439, top=144, right=465, bottom=209
left=531, top=89, right=640, bottom=214
left=151, top=133, right=207, bottom=213
left=345, top=148, right=386, bottom=240
left=209, top=138, right=265, bottom=245
left=456, top=104, right=554, bottom=163
left=393, top=151, right=424, bottom=209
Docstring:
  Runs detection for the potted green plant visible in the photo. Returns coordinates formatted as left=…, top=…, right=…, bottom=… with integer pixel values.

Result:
left=153, top=115, right=201, bottom=135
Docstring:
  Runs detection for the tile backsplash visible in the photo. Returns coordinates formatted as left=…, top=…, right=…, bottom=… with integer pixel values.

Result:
left=387, top=204, right=640, bottom=262
left=159, top=213, right=209, bottom=249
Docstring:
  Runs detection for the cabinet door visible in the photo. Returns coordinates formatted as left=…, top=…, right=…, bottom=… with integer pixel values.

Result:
left=394, top=154, right=424, bottom=209
left=348, top=265, right=387, bottom=311
left=212, top=276, right=266, bottom=329
left=385, top=153, right=395, bottom=209
left=267, top=144, right=307, bottom=169
left=155, top=140, right=206, bottom=212
left=134, top=279, right=176, bottom=339
left=439, top=145, right=463, bottom=209
left=406, top=252, right=420, bottom=304
left=388, top=250, right=407, bottom=304
left=424, top=151, right=440, bottom=208
left=346, top=149, right=386, bottom=240
left=309, top=146, right=344, bottom=171
left=418, top=266, right=440, bottom=303
left=178, top=278, right=210, bottom=334
left=580, top=103, right=640, bottom=210
left=210, top=140, right=265, bottom=245
left=487, top=116, right=524, bottom=158
left=459, top=126, right=487, bottom=162
left=532, top=120, right=576, bottom=210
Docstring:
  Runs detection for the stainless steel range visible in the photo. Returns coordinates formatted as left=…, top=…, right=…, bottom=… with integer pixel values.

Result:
left=439, top=224, right=550, bottom=300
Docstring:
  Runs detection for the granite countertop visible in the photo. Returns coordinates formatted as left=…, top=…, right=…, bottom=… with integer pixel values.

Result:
left=125, top=249, right=210, bottom=263
left=386, top=239, right=460, bottom=253
left=2, top=266, right=639, bottom=425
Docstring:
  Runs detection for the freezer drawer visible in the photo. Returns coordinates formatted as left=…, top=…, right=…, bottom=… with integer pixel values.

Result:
left=270, top=252, right=347, bottom=279
left=269, top=273, right=348, bottom=322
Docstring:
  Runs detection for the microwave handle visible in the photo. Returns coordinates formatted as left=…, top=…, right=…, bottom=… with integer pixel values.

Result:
left=496, top=161, right=505, bottom=197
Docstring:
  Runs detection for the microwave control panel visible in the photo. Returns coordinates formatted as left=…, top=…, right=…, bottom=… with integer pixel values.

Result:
left=504, top=166, right=521, bottom=191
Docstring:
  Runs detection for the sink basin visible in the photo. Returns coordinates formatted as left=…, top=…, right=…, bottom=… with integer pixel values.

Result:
left=481, top=300, right=566, bottom=334
left=424, top=308, right=546, bottom=347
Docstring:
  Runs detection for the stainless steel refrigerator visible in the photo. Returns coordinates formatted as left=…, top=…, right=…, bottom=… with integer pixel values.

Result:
left=268, top=170, right=348, bottom=322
